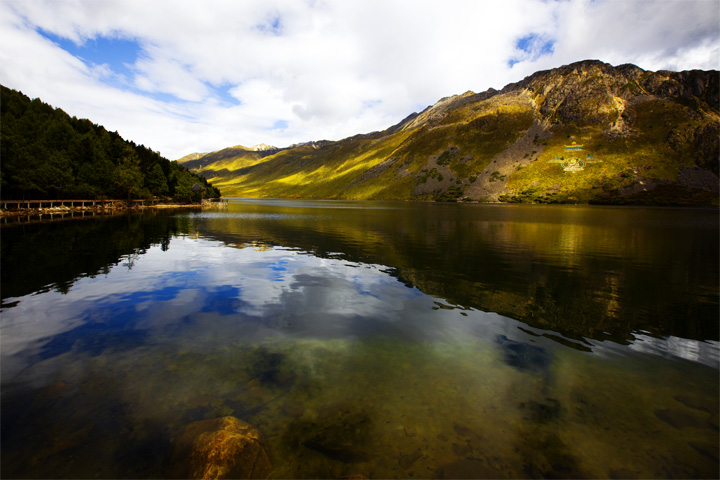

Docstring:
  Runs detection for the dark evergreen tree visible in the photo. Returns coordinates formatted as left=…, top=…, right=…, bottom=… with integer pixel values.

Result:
left=113, top=149, right=144, bottom=201
left=145, top=163, right=169, bottom=196
left=0, top=85, right=221, bottom=201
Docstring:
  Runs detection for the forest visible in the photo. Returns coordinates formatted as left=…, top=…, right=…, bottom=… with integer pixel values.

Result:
left=0, top=85, right=221, bottom=201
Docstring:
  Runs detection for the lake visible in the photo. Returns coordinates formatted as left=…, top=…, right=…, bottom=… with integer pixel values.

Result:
left=1, top=199, right=718, bottom=479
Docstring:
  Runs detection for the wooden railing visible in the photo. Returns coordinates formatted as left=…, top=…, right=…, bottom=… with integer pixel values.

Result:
left=0, top=199, right=167, bottom=210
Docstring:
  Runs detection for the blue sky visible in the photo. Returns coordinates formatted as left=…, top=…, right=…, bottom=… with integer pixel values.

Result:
left=509, top=34, right=556, bottom=67
left=38, top=30, right=139, bottom=77
left=0, top=0, right=718, bottom=160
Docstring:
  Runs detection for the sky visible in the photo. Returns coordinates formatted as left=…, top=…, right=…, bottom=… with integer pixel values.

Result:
left=1, top=0, right=718, bottom=160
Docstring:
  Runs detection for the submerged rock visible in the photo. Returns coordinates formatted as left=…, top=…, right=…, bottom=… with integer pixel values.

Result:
left=688, top=441, right=719, bottom=462
left=495, top=335, right=552, bottom=374
left=302, top=440, right=370, bottom=463
left=654, top=409, right=708, bottom=430
left=166, top=416, right=272, bottom=479
left=399, top=448, right=423, bottom=470
left=519, top=398, right=562, bottom=423
left=673, top=394, right=715, bottom=413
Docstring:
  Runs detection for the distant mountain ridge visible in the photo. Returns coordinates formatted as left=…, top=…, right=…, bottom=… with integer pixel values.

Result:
left=178, top=144, right=280, bottom=173
left=178, top=60, right=719, bottom=205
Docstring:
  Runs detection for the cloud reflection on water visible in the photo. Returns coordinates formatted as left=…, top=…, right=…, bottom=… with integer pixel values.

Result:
left=1, top=236, right=503, bottom=382
left=1, top=232, right=718, bottom=479
left=3, top=233, right=718, bottom=391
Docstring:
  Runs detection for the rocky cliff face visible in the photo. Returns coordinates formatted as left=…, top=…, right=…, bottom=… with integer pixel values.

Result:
left=182, top=60, right=719, bottom=205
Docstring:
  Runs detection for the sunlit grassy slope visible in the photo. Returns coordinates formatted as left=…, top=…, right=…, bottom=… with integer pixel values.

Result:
left=180, top=61, right=719, bottom=205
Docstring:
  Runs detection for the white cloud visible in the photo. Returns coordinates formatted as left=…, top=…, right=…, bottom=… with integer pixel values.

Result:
left=0, top=0, right=717, bottom=159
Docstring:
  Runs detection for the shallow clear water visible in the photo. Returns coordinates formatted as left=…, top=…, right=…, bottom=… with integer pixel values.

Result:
left=1, top=200, right=718, bottom=478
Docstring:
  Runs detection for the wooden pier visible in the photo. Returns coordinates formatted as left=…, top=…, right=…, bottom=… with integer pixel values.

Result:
left=0, top=199, right=168, bottom=210
left=1, top=198, right=229, bottom=210
left=2, top=208, right=108, bottom=224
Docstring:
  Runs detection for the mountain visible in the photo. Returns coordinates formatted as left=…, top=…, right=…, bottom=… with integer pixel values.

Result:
left=1, top=86, right=221, bottom=201
left=179, top=60, right=719, bottom=205
left=177, top=144, right=280, bottom=179
left=250, top=143, right=278, bottom=151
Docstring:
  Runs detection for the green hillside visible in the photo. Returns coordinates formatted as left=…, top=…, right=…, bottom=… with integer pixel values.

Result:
left=180, top=60, right=719, bottom=205
left=0, top=86, right=221, bottom=201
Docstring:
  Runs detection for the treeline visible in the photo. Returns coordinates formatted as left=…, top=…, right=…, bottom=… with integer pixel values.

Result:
left=0, top=85, right=221, bottom=201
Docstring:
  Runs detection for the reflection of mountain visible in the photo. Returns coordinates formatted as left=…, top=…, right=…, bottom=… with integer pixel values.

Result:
left=0, top=213, right=191, bottom=302
left=2, top=204, right=717, bottom=349
left=190, top=203, right=719, bottom=347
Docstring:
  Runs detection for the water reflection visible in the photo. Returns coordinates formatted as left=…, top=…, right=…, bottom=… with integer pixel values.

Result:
left=187, top=201, right=718, bottom=346
left=1, top=212, right=188, bottom=301
left=2, top=238, right=508, bottom=382
left=1, top=202, right=718, bottom=478
left=2, top=202, right=717, bottom=362
left=628, top=335, right=720, bottom=368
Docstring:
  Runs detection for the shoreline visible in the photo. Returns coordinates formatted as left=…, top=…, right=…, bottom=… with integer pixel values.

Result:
left=0, top=199, right=226, bottom=218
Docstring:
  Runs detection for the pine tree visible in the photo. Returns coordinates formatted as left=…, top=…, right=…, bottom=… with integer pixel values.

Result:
left=113, top=150, right=144, bottom=202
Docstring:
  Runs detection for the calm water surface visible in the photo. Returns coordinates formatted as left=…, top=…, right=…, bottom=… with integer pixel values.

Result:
left=1, top=200, right=718, bottom=478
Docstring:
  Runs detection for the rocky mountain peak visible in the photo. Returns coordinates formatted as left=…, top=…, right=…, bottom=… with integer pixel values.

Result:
left=251, top=144, right=278, bottom=151
left=498, top=60, right=718, bottom=127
